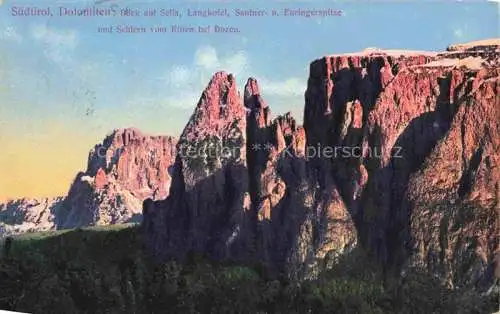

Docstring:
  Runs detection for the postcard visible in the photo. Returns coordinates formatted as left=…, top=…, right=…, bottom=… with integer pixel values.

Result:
left=0, top=1, right=499, bottom=313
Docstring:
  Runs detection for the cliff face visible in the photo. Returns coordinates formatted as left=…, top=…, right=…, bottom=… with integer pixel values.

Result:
left=143, top=72, right=251, bottom=260
left=2, top=40, right=496, bottom=290
left=0, top=128, right=177, bottom=235
left=144, top=40, right=499, bottom=288
left=244, top=78, right=355, bottom=278
left=59, top=128, right=177, bottom=228
left=142, top=72, right=358, bottom=278
left=303, top=42, right=499, bottom=287
left=405, top=67, right=499, bottom=289
left=304, top=46, right=500, bottom=285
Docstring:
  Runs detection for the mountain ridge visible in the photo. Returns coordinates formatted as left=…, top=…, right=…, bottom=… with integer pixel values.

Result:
left=1, top=39, right=498, bottom=293
left=1, top=128, right=177, bottom=236
left=143, top=39, right=499, bottom=290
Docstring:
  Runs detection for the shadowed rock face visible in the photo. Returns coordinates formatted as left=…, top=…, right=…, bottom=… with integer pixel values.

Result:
left=404, top=67, right=499, bottom=289
left=143, top=72, right=358, bottom=279
left=3, top=40, right=495, bottom=290
left=144, top=41, right=499, bottom=288
left=244, top=77, right=355, bottom=279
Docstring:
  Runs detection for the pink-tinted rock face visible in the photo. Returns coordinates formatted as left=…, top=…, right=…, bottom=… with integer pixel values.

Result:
left=143, top=72, right=250, bottom=260
left=59, top=128, right=176, bottom=229
left=0, top=128, right=177, bottom=236
left=404, top=67, right=499, bottom=288
left=303, top=43, right=499, bottom=288
left=143, top=41, right=498, bottom=287
left=143, top=73, right=357, bottom=279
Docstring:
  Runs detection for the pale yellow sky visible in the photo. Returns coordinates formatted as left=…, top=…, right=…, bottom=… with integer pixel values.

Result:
left=0, top=99, right=193, bottom=202
left=0, top=121, right=97, bottom=201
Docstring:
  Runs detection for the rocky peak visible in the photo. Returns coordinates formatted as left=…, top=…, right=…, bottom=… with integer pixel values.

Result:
left=144, top=73, right=355, bottom=279
left=0, top=197, right=64, bottom=237
left=244, top=77, right=261, bottom=99
left=181, top=71, right=245, bottom=142
left=87, top=128, right=175, bottom=176
left=143, top=71, right=249, bottom=261
left=58, top=128, right=177, bottom=229
left=244, top=77, right=268, bottom=110
left=1, top=127, right=177, bottom=236
left=142, top=39, right=498, bottom=289
left=244, top=78, right=271, bottom=129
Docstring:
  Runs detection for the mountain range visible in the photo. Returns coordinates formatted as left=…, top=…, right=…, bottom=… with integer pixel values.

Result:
left=1, top=39, right=498, bottom=292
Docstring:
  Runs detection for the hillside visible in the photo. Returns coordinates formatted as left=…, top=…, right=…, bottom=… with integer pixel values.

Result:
left=0, top=225, right=496, bottom=313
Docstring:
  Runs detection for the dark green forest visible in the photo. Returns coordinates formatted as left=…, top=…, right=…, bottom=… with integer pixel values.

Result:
left=0, top=225, right=497, bottom=313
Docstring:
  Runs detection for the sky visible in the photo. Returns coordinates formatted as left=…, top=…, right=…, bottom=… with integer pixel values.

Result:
left=0, top=0, right=498, bottom=201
